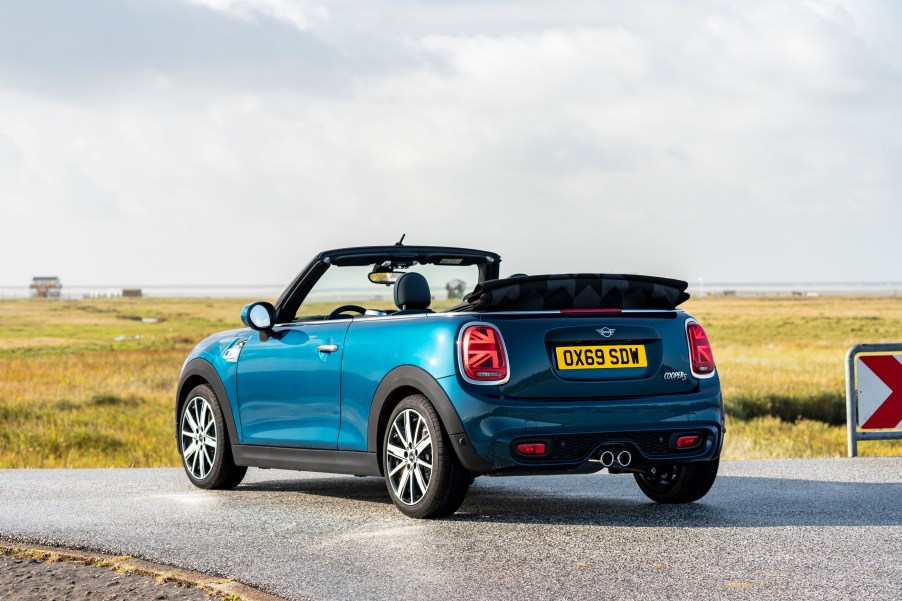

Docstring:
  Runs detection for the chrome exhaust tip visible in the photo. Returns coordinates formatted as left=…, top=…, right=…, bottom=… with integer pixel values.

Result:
left=616, top=450, right=632, bottom=467
left=599, top=450, right=615, bottom=467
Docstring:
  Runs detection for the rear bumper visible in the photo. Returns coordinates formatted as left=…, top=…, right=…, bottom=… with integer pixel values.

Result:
left=439, top=375, right=725, bottom=474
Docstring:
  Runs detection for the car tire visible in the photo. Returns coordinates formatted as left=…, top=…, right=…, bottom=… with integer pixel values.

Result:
left=382, top=394, right=471, bottom=519
left=633, top=459, right=719, bottom=504
left=179, top=384, right=247, bottom=490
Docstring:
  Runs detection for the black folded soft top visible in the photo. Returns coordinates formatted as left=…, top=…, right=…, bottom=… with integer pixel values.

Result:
left=453, top=274, right=690, bottom=312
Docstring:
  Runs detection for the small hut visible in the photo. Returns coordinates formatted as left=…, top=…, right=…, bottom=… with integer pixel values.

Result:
left=30, top=276, right=62, bottom=299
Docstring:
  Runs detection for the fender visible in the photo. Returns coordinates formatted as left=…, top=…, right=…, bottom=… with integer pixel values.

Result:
left=176, top=358, right=239, bottom=445
left=367, top=365, right=492, bottom=473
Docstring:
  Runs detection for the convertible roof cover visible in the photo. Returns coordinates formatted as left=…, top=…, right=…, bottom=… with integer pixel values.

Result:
left=458, top=274, right=690, bottom=311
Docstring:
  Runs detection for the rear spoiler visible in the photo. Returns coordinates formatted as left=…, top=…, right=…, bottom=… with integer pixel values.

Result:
left=456, top=274, right=690, bottom=312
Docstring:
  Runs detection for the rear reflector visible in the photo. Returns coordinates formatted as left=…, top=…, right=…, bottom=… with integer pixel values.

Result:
left=676, top=435, right=701, bottom=448
left=515, top=442, right=547, bottom=455
left=460, top=323, right=509, bottom=384
left=686, top=320, right=716, bottom=378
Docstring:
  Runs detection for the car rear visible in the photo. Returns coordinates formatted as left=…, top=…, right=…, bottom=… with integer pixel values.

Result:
left=444, top=309, right=724, bottom=474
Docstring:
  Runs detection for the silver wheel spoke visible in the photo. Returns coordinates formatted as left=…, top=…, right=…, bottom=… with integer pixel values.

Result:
left=404, top=411, right=413, bottom=445
left=415, top=437, right=431, bottom=455
left=183, top=442, right=198, bottom=460
left=392, top=422, right=405, bottom=444
left=397, top=467, right=410, bottom=498
left=388, top=462, right=405, bottom=477
left=184, top=411, right=198, bottom=432
left=413, top=466, right=427, bottom=495
left=387, top=444, right=406, bottom=460
left=204, top=437, right=217, bottom=448
left=418, top=460, right=432, bottom=471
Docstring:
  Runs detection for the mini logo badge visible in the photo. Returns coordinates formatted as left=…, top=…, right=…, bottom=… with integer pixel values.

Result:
left=597, top=327, right=616, bottom=338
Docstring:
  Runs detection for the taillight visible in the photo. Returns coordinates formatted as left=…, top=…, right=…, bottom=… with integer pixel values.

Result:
left=686, top=319, right=716, bottom=378
left=459, top=323, right=509, bottom=384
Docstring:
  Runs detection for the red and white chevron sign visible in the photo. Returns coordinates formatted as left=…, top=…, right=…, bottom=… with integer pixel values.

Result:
left=856, top=354, right=902, bottom=429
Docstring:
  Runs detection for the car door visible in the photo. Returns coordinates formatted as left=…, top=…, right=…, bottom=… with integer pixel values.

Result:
left=236, top=320, right=351, bottom=449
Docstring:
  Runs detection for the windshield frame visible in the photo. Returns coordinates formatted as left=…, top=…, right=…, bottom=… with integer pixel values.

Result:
left=273, top=246, right=501, bottom=324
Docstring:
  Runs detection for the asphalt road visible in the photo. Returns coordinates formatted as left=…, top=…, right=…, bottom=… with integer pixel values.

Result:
left=1, top=459, right=900, bottom=600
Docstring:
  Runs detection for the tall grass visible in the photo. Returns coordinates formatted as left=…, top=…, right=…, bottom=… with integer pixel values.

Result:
left=685, top=296, right=902, bottom=425
left=1, top=295, right=901, bottom=467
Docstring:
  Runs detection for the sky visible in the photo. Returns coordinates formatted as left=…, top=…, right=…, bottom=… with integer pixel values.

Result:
left=1, top=0, right=901, bottom=286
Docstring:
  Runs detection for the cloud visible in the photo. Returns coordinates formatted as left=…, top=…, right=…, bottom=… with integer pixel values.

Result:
left=186, top=0, right=329, bottom=31
left=0, top=0, right=900, bottom=285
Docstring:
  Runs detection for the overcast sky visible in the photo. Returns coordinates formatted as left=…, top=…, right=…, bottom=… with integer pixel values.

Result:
left=1, top=0, right=900, bottom=286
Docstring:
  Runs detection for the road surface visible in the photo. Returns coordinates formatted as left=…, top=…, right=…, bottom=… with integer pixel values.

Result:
left=1, top=458, right=900, bottom=600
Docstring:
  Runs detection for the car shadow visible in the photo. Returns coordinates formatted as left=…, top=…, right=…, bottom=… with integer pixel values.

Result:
left=233, top=473, right=902, bottom=528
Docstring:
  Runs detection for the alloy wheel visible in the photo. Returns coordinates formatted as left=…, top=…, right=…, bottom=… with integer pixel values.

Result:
left=181, top=396, right=218, bottom=480
left=385, top=409, right=433, bottom=505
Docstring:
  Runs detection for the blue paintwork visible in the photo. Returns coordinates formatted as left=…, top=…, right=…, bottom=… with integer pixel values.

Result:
left=240, top=304, right=252, bottom=328
left=438, top=373, right=722, bottom=469
left=237, top=321, right=351, bottom=448
left=181, top=329, right=248, bottom=442
left=337, top=315, right=467, bottom=450
left=179, top=306, right=723, bottom=471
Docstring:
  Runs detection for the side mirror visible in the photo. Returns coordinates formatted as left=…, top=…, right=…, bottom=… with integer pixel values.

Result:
left=241, top=301, right=276, bottom=332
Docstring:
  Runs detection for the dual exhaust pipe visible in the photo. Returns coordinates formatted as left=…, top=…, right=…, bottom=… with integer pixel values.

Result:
left=598, top=449, right=632, bottom=468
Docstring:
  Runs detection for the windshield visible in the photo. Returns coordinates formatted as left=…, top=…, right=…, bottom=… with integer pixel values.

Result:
left=294, top=263, right=479, bottom=320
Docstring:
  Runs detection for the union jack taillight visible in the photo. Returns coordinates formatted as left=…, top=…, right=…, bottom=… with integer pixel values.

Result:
left=686, top=319, right=716, bottom=379
left=459, top=323, right=509, bottom=384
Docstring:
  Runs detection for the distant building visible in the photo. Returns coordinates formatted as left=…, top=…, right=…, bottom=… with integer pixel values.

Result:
left=29, top=276, right=62, bottom=299
left=122, top=288, right=143, bottom=298
left=446, top=279, right=467, bottom=300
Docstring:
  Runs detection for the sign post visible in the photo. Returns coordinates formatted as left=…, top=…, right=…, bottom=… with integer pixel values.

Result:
left=846, top=344, right=902, bottom=457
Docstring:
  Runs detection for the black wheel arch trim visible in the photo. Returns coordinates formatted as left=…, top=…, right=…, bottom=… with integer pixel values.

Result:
left=368, top=365, right=492, bottom=473
left=176, top=358, right=239, bottom=446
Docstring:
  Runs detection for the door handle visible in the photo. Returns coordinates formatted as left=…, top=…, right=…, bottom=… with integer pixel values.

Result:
left=316, top=344, right=339, bottom=353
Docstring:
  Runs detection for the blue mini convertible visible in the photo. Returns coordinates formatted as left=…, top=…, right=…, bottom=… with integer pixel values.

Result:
left=177, top=244, right=724, bottom=518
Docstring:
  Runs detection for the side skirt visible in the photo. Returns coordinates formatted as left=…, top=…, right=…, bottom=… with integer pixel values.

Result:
left=231, top=445, right=382, bottom=476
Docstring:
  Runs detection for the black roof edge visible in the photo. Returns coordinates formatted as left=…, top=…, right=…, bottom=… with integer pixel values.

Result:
left=316, top=246, right=501, bottom=262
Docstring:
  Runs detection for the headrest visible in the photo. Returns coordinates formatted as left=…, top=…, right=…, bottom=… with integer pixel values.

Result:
left=394, top=272, right=431, bottom=311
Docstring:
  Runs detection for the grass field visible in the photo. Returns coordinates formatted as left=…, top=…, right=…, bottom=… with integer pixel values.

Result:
left=1, top=296, right=901, bottom=468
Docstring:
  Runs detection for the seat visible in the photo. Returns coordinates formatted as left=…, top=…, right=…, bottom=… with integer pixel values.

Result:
left=393, top=272, right=432, bottom=314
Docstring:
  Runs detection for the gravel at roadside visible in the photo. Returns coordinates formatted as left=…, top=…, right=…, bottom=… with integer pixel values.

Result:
left=0, top=553, right=213, bottom=601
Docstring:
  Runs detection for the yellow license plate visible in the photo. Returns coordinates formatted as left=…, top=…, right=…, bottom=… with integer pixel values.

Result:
left=555, top=345, right=648, bottom=370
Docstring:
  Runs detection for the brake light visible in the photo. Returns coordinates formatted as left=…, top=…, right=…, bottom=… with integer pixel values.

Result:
left=460, top=323, right=509, bottom=384
left=676, top=435, right=701, bottom=448
left=515, top=442, right=547, bottom=455
left=686, top=320, right=715, bottom=378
